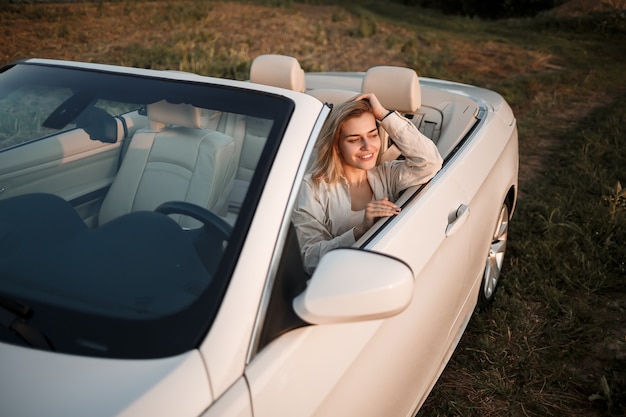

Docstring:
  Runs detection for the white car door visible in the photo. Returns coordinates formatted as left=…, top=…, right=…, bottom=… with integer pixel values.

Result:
left=244, top=167, right=475, bottom=416
left=201, top=378, right=252, bottom=417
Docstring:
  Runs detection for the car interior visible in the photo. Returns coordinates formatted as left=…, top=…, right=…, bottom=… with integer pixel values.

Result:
left=97, top=100, right=236, bottom=228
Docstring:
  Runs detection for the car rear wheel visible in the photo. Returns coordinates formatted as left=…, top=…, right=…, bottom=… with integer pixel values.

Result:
left=479, top=202, right=510, bottom=307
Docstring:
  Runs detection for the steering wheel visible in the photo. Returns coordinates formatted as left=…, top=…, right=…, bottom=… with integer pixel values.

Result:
left=156, top=201, right=232, bottom=275
left=155, top=201, right=232, bottom=242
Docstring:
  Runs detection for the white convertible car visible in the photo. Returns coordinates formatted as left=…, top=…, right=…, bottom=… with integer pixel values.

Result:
left=0, top=54, right=518, bottom=416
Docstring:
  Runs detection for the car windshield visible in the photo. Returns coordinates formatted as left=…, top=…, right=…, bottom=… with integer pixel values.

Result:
left=0, top=62, right=295, bottom=359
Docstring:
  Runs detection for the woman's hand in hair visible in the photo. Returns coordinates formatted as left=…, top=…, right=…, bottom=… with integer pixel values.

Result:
left=354, top=93, right=388, bottom=121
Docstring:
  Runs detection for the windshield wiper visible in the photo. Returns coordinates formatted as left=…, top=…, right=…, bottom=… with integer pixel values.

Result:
left=0, top=296, right=54, bottom=351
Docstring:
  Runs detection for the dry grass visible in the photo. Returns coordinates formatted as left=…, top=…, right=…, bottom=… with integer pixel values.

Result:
left=2, top=2, right=414, bottom=71
left=1, top=2, right=561, bottom=76
left=1, top=0, right=606, bottom=189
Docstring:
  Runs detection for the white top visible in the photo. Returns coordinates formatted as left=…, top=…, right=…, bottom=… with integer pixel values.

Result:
left=292, top=111, right=443, bottom=274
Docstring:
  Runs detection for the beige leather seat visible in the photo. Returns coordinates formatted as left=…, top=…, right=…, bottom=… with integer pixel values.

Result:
left=361, top=65, right=419, bottom=161
left=202, top=54, right=306, bottom=218
left=207, top=112, right=272, bottom=216
left=98, top=100, right=236, bottom=228
left=249, top=54, right=306, bottom=92
left=249, top=54, right=359, bottom=107
left=361, top=65, right=422, bottom=113
left=363, top=64, right=443, bottom=146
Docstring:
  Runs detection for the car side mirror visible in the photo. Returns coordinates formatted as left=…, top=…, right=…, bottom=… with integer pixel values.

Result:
left=293, top=248, right=414, bottom=325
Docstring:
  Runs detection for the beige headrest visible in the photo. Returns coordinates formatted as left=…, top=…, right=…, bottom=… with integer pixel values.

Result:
left=250, top=54, right=306, bottom=93
left=361, top=66, right=421, bottom=113
left=147, top=100, right=209, bottom=129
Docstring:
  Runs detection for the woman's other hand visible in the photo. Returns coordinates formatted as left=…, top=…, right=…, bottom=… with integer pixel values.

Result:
left=353, top=197, right=400, bottom=240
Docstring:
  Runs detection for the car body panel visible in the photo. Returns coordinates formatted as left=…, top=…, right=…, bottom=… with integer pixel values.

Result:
left=0, top=343, right=212, bottom=417
left=201, top=378, right=252, bottom=417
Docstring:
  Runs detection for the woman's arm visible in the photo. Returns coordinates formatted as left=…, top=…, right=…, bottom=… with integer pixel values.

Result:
left=379, top=111, right=443, bottom=193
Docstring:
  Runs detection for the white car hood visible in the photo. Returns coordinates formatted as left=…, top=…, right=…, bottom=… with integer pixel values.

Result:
left=0, top=342, right=212, bottom=417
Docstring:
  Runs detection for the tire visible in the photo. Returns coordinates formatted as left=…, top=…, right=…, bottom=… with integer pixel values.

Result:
left=478, top=202, right=510, bottom=308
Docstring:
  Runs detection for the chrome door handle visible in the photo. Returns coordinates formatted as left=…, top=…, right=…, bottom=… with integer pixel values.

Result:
left=446, top=204, right=470, bottom=237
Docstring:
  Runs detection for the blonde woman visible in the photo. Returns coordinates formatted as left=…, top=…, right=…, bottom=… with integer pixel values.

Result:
left=293, top=93, right=443, bottom=274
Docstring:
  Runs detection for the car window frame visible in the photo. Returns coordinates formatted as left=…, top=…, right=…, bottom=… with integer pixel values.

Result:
left=246, top=104, right=331, bottom=361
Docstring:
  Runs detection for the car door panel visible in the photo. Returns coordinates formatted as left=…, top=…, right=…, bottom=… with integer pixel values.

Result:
left=246, top=169, right=473, bottom=417
left=443, top=114, right=518, bottom=299
left=0, top=128, right=120, bottom=222
left=356, top=175, right=474, bottom=415
left=246, top=321, right=383, bottom=417
left=202, top=378, right=252, bottom=417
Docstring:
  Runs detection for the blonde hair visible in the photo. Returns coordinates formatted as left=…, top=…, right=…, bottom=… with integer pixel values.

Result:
left=310, top=99, right=380, bottom=184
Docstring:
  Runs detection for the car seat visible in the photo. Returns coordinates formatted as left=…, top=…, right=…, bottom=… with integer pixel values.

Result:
left=98, top=100, right=236, bottom=228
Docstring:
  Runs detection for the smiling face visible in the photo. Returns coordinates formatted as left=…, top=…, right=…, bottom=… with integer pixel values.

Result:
left=337, top=112, right=381, bottom=176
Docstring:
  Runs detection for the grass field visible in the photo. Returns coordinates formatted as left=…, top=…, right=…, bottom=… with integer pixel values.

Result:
left=2, top=0, right=625, bottom=415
